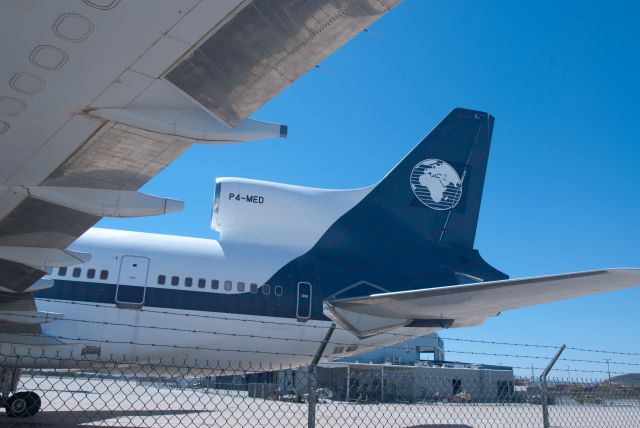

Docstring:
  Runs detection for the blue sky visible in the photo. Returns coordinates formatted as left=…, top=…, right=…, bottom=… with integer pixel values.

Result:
left=100, top=1, right=640, bottom=376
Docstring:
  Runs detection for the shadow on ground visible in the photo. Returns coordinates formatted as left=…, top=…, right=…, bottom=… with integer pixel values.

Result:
left=0, top=409, right=207, bottom=427
left=405, top=425, right=472, bottom=428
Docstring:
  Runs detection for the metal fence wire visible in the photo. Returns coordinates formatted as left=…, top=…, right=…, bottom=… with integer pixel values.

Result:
left=0, top=349, right=639, bottom=427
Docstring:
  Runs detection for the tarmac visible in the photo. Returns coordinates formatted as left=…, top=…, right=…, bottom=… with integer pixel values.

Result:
left=0, top=376, right=638, bottom=427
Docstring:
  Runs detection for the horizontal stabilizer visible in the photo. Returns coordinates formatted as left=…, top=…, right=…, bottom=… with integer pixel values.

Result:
left=0, top=246, right=90, bottom=269
left=324, top=269, right=640, bottom=338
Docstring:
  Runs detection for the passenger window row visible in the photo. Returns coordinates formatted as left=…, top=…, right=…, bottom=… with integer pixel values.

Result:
left=55, top=266, right=284, bottom=296
left=57, top=267, right=109, bottom=280
left=156, top=274, right=283, bottom=296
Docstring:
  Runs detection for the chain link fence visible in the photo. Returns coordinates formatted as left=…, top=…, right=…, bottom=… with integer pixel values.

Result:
left=0, top=350, right=639, bottom=427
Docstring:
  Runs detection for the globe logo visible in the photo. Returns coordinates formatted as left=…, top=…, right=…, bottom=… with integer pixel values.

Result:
left=410, top=159, right=463, bottom=210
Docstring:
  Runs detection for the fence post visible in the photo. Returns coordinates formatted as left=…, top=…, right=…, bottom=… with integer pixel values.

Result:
left=380, top=366, right=384, bottom=402
left=540, top=344, right=566, bottom=428
left=346, top=364, right=350, bottom=402
left=308, top=366, right=317, bottom=428
left=308, top=323, right=336, bottom=428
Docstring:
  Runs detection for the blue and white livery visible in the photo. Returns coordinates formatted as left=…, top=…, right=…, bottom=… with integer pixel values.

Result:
left=3, top=107, right=636, bottom=367
left=1, top=106, right=639, bottom=417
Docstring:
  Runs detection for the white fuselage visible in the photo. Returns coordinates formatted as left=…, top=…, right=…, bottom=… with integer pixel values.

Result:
left=3, top=228, right=433, bottom=370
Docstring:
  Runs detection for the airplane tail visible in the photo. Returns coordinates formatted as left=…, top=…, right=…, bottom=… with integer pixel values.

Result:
left=340, top=107, right=495, bottom=249
left=377, top=107, right=493, bottom=248
left=266, top=108, right=505, bottom=304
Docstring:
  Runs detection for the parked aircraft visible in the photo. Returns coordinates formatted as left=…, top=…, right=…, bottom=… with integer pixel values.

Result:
left=2, top=108, right=639, bottom=417
left=1, top=1, right=638, bottom=419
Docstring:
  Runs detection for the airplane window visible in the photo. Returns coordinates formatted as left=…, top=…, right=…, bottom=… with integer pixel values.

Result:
left=198, top=278, right=206, bottom=288
left=224, top=280, right=232, bottom=291
left=262, top=284, right=270, bottom=295
left=158, top=275, right=166, bottom=285
left=58, top=267, right=67, bottom=277
left=72, top=268, right=81, bottom=278
left=171, top=276, right=179, bottom=286
left=237, top=282, right=245, bottom=292
left=87, top=269, right=96, bottom=279
left=185, top=277, right=193, bottom=287
left=100, top=270, right=108, bottom=280
left=275, top=285, right=283, bottom=297
left=211, top=279, right=219, bottom=289
left=250, top=283, right=258, bottom=293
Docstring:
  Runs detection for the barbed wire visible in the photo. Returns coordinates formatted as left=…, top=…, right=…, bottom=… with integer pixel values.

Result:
left=22, top=307, right=640, bottom=367
left=445, top=349, right=640, bottom=367
left=0, top=326, right=634, bottom=377
left=0, top=335, right=631, bottom=377
left=506, top=364, right=626, bottom=376
left=8, top=309, right=638, bottom=369
left=7, top=300, right=637, bottom=373
left=0, top=331, right=315, bottom=358
left=0, top=310, right=361, bottom=348
left=565, top=346, right=640, bottom=357
left=0, top=349, right=295, bottom=372
left=441, top=336, right=558, bottom=349
left=0, top=341, right=627, bottom=377
left=442, top=336, right=640, bottom=357
left=35, top=298, right=456, bottom=344
left=35, top=299, right=640, bottom=357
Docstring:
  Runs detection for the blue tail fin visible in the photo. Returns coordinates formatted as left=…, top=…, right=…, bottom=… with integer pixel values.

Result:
left=365, top=107, right=494, bottom=248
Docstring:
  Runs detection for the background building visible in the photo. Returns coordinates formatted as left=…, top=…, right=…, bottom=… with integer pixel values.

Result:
left=247, top=333, right=515, bottom=403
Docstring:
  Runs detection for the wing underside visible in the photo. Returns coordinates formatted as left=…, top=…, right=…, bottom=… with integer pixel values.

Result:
left=323, top=269, right=640, bottom=338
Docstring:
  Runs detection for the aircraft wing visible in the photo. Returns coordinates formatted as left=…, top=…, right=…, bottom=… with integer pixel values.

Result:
left=323, top=269, right=640, bottom=338
left=0, top=0, right=401, bottom=297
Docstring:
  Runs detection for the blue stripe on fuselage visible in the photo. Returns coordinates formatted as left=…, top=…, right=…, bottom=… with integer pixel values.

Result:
left=34, top=280, right=316, bottom=320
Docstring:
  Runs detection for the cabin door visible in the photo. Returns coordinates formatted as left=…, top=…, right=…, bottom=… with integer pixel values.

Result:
left=296, top=282, right=312, bottom=322
left=115, top=255, right=149, bottom=309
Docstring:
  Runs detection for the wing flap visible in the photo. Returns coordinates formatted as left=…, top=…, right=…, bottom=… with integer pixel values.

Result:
left=325, top=269, right=640, bottom=337
left=0, top=260, right=47, bottom=294
left=166, top=0, right=402, bottom=125
left=0, top=293, right=70, bottom=346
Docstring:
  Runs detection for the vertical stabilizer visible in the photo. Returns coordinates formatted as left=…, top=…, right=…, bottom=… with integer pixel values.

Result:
left=337, top=108, right=494, bottom=249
